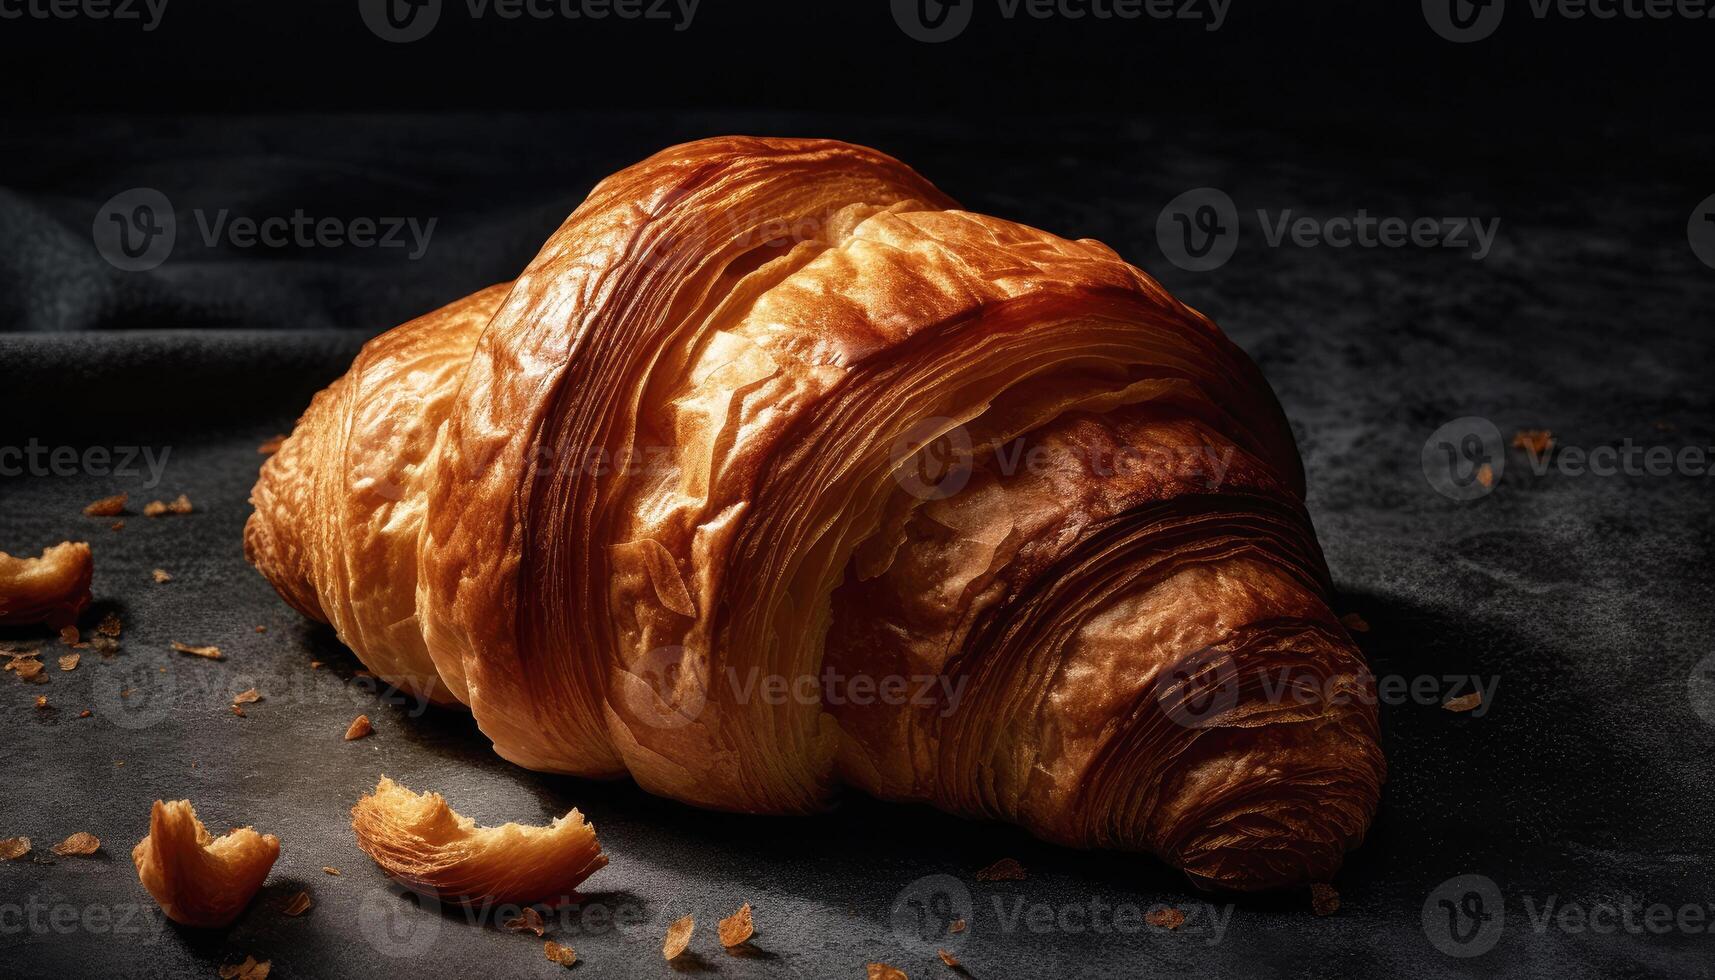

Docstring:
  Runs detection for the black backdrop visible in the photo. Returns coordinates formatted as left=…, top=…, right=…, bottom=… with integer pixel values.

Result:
left=3, top=4, right=1714, bottom=980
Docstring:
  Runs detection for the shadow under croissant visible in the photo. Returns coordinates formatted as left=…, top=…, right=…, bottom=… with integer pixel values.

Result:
left=296, top=583, right=1637, bottom=913
left=1317, top=588, right=1656, bottom=898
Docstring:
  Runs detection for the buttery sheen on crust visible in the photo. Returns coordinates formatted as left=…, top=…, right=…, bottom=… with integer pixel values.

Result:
left=247, top=137, right=1385, bottom=890
left=350, top=777, right=607, bottom=905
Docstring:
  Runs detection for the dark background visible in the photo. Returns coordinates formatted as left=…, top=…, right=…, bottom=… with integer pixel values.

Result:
left=3, top=2, right=1714, bottom=978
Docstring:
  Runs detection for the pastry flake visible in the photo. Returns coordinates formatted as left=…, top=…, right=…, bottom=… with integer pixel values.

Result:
left=172, top=642, right=224, bottom=660
left=662, top=914, right=694, bottom=960
left=349, top=776, right=606, bottom=906
left=51, top=831, right=101, bottom=856
left=717, top=902, right=754, bottom=948
left=132, top=800, right=280, bottom=927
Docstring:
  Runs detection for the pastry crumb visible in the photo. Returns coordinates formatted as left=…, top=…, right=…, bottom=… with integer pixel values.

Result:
left=83, top=492, right=127, bottom=517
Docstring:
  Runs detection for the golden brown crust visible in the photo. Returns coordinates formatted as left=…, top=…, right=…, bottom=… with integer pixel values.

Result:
left=349, top=777, right=607, bottom=906
left=0, top=541, right=93, bottom=628
left=132, top=800, right=279, bottom=928
left=248, top=136, right=1383, bottom=890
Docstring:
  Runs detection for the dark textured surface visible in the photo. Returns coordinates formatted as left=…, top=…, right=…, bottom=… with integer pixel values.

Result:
left=2, top=113, right=1714, bottom=979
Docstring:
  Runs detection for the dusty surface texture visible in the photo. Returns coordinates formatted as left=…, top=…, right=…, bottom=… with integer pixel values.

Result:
left=1, top=112, right=1712, bottom=978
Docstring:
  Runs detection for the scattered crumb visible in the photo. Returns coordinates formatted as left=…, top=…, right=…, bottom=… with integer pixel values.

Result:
left=1310, top=883, right=1341, bottom=916
left=34, top=695, right=48, bottom=710
left=1146, top=907, right=1185, bottom=930
left=0, top=837, right=29, bottom=860
left=231, top=705, right=247, bottom=718
left=233, top=688, right=262, bottom=706
left=1475, top=463, right=1494, bottom=488
left=258, top=434, right=287, bottom=455
left=91, top=635, right=119, bottom=655
left=254, top=625, right=267, bottom=634
left=974, top=858, right=1026, bottom=881
left=344, top=715, right=373, bottom=741
left=309, top=661, right=324, bottom=670
left=218, top=956, right=270, bottom=980
left=948, top=918, right=966, bottom=934
left=50, top=832, right=101, bottom=856
left=281, top=891, right=313, bottom=917
left=172, top=642, right=224, bottom=660
left=719, top=902, right=754, bottom=948
left=96, top=612, right=122, bottom=637
left=58, top=653, right=80, bottom=671
left=1511, top=429, right=1554, bottom=457
left=867, top=964, right=908, bottom=980
left=83, top=492, right=127, bottom=517
left=120, top=688, right=133, bottom=699
left=9, top=658, right=45, bottom=683
left=938, top=949, right=961, bottom=968
left=78, top=710, right=91, bottom=719
left=663, top=914, right=694, bottom=960
left=144, top=494, right=193, bottom=518
left=152, top=569, right=173, bottom=584
left=544, top=940, right=577, bottom=967
left=1340, top=612, right=1370, bottom=633
left=1443, top=692, right=1483, bottom=713
left=322, top=866, right=340, bottom=876
left=504, top=907, right=546, bottom=936
left=110, top=521, right=124, bottom=532
left=60, top=626, right=79, bottom=646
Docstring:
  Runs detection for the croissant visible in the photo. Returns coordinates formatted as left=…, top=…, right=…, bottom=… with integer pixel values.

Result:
left=246, top=137, right=1384, bottom=891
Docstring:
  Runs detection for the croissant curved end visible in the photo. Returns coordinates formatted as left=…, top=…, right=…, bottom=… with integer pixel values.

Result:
left=349, top=776, right=608, bottom=906
left=132, top=800, right=280, bottom=928
left=249, top=135, right=1384, bottom=891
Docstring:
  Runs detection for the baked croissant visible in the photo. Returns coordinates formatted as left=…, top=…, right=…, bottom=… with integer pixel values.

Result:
left=247, top=137, right=1384, bottom=891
